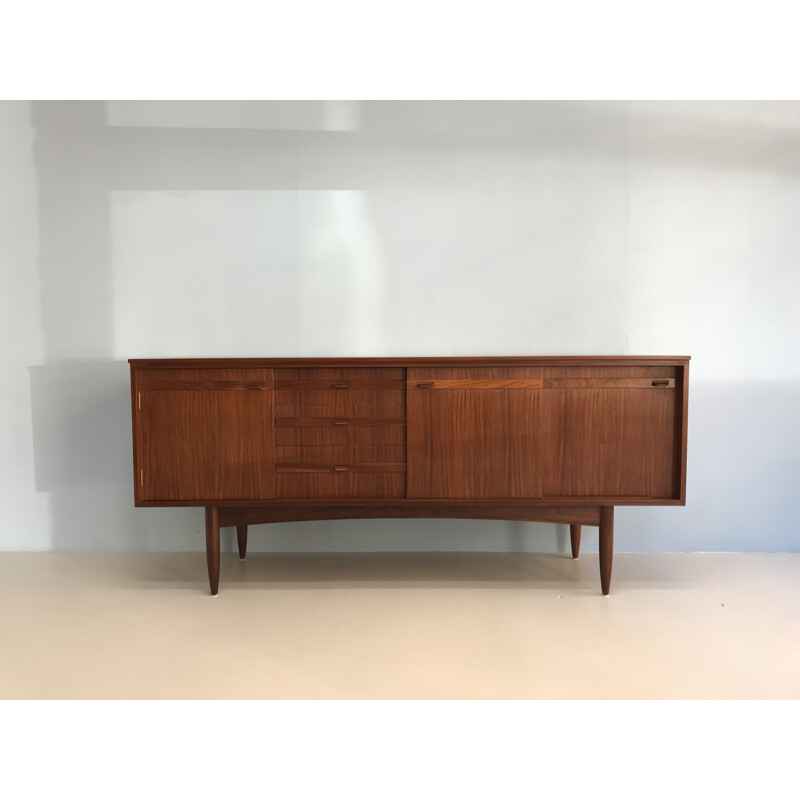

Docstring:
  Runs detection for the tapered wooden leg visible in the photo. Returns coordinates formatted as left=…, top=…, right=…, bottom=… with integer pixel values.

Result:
left=205, top=506, right=220, bottom=596
left=570, top=524, right=581, bottom=559
left=236, top=524, right=248, bottom=560
left=599, top=506, right=614, bottom=596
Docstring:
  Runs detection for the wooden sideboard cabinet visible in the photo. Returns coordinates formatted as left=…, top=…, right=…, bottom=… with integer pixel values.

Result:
left=129, top=357, right=689, bottom=595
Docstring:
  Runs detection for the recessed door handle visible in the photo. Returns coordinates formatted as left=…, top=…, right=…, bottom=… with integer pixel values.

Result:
left=331, top=382, right=350, bottom=389
left=417, top=382, right=434, bottom=389
left=333, top=465, right=349, bottom=472
left=333, top=419, right=350, bottom=426
left=244, top=382, right=263, bottom=390
left=651, top=380, right=670, bottom=387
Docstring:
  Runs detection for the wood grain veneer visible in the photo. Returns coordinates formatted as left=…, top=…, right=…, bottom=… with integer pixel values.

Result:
left=274, top=367, right=405, bottom=380
left=274, top=426, right=407, bottom=446
left=275, top=404, right=406, bottom=418
left=275, top=445, right=407, bottom=463
left=138, top=380, right=275, bottom=502
left=276, top=473, right=406, bottom=499
left=276, top=463, right=406, bottom=473
left=274, top=380, right=406, bottom=390
left=218, top=504, right=603, bottom=526
left=411, top=379, right=545, bottom=390
left=407, top=367, right=542, bottom=500
left=205, top=507, right=220, bottom=596
left=274, top=417, right=406, bottom=428
left=129, top=356, right=690, bottom=595
left=541, top=387, right=676, bottom=498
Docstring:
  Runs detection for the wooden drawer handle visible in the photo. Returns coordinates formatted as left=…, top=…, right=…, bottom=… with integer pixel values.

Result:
left=245, top=382, right=264, bottom=390
left=333, top=465, right=349, bottom=472
left=333, top=419, right=351, bottom=426
left=417, top=382, right=434, bottom=389
left=651, top=379, right=670, bottom=387
left=331, top=382, right=350, bottom=389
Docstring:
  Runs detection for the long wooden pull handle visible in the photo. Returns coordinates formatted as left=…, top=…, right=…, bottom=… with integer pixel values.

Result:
left=417, top=382, right=434, bottom=389
left=331, top=383, right=350, bottom=389
left=333, top=465, right=349, bottom=472
left=333, top=419, right=351, bottom=426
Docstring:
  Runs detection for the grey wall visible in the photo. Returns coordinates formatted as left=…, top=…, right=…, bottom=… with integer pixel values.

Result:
left=1, top=100, right=798, bottom=553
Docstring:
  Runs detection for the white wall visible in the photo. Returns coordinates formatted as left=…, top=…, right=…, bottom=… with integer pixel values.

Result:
left=0, top=102, right=49, bottom=550
left=2, top=100, right=798, bottom=553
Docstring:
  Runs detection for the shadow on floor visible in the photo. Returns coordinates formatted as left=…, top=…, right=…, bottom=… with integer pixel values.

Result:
left=61, top=551, right=685, bottom=594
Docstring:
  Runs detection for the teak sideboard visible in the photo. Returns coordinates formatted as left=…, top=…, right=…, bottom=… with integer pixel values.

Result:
left=129, top=357, right=690, bottom=595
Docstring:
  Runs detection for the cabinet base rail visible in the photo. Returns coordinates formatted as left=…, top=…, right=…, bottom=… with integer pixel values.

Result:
left=203, top=504, right=614, bottom=597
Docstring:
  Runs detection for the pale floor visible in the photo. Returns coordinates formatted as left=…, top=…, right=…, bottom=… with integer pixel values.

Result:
left=0, top=551, right=798, bottom=699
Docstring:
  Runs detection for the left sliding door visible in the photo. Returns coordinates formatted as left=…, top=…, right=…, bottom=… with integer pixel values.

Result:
left=133, top=368, right=275, bottom=502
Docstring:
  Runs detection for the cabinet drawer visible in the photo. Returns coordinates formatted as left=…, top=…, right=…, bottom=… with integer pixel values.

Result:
left=277, top=463, right=405, bottom=474
left=275, top=426, right=407, bottom=446
left=275, top=403, right=405, bottom=418
left=276, top=386, right=404, bottom=406
left=276, top=445, right=406, bottom=463
left=276, top=417, right=405, bottom=429
left=276, top=376, right=406, bottom=421
left=276, top=472, right=406, bottom=499
left=275, top=368, right=404, bottom=381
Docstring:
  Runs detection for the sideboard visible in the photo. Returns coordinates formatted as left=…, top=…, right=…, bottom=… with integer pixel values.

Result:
left=129, top=356, right=689, bottom=595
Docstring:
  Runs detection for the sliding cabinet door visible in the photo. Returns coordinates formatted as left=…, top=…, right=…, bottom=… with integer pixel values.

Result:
left=541, top=367, right=678, bottom=499
left=407, top=368, right=543, bottom=499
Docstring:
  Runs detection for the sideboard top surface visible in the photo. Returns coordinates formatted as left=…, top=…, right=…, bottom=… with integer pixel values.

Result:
left=130, top=356, right=691, bottom=369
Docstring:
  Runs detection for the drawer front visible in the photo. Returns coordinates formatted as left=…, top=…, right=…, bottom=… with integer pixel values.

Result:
left=275, top=426, right=407, bottom=446
left=275, top=371, right=405, bottom=420
left=275, top=417, right=405, bottom=429
left=276, top=387, right=404, bottom=403
left=274, top=367, right=407, bottom=499
left=275, top=387, right=404, bottom=418
left=275, top=402, right=405, bottom=418
left=276, top=445, right=406, bottom=463
left=276, top=472, right=406, bottom=499
left=277, top=463, right=405, bottom=474
left=275, top=368, right=404, bottom=381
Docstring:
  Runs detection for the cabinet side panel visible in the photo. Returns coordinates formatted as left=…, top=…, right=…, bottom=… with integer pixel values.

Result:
left=131, top=364, right=142, bottom=505
left=676, top=361, right=689, bottom=503
left=541, top=387, right=676, bottom=498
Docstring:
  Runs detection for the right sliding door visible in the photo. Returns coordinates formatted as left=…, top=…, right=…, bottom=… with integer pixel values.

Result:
left=541, top=366, right=679, bottom=500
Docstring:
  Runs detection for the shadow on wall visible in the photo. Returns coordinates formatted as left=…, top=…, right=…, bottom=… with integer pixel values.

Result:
left=29, top=362, right=130, bottom=493
left=27, top=102, right=205, bottom=550
left=27, top=360, right=162, bottom=550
